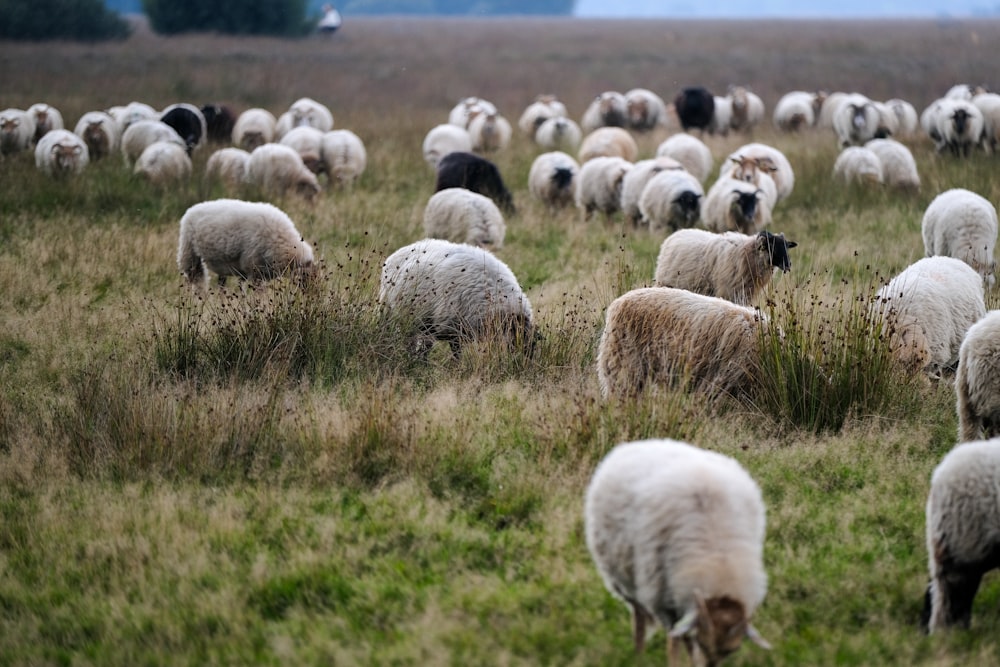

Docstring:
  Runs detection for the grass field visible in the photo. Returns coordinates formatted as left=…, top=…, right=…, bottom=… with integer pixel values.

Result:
left=3, top=16, right=1000, bottom=666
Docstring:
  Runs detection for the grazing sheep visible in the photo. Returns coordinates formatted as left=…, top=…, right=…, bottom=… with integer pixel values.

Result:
left=727, top=85, right=765, bottom=133
left=448, top=96, right=497, bottom=129
left=619, top=156, right=685, bottom=226
left=160, top=102, right=207, bottom=154
left=945, top=83, right=987, bottom=101
left=246, top=143, right=321, bottom=202
left=34, top=129, right=89, bottom=176
left=923, top=439, right=1000, bottom=633
left=921, top=188, right=997, bottom=285
left=833, top=93, right=881, bottom=147
left=585, top=439, right=770, bottom=664
left=673, top=86, right=716, bottom=133
left=422, top=124, right=473, bottom=169
left=702, top=177, right=772, bottom=235
left=108, top=101, right=158, bottom=132
left=655, top=133, right=714, bottom=183
left=177, top=198, right=315, bottom=289
left=518, top=95, right=568, bottom=139
left=0, top=109, right=36, bottom=156
left=27, top=103, right=64, bottom=143
left=873, top=256, right=986, bottom=375
left=121, top=120, right=186, bottom=167
left=134, top=141, right=192, bottom=185
left=279, top=125, right=325, bottom=175
left=654, top=229, right=796, bottom=306
left=816, top=91, right=847, bottom=129
left=205, top=147, right=251, bottom=191
left=885, top=98, right=919, bottom=136
left=527, top=150, right=579, bottom=210
left=232, top=108, right=278, bottom=152
left=772, top=91, right=817, bottom=132
left=320, top=129, right=367, bottom=186
left=581, top=91, right=628, bottom=133
left=423, top=188, right=506, bottom=249
left=534, top=116, right=583, bottom=152
left=624, top=88, right=667, bottom=132
left=637, top=169, right=704, bottom=232
left=920, top=99, right=946, bottom=147
left=717, top=154, right=779, bottom=209
left=468, top=111, right=513, bottom=153
left=864, top=138, right=920, bottom=191
left=575, top=156, right=632, bottom=222
left=871, top=101, right=900, bottom=138
left=73, top=110, right=120, bottom=161
left=434, top=151, right=515, bottom=215
left=596, top=286, right=767, bottom=399
left=578, top=126, right=639, bottom=163
left=956, top=312, right=1000, bottom=442
left=973, top=92, right=1000, bottom=154
left=935, top=98, right=985, bottom=157
left=200, top=103, right=237, bottom=143
left=724, top=143, right=794, bottom=202
left=833, top=146, right=884, bottom=185
left=379, top=238, right=534, bottom=357
left=708, top=95, right=733, bottom=136
left=275, top=97, right=334, bottom=138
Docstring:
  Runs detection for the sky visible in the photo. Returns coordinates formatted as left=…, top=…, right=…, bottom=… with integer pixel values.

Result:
left=573, top=0, right=998, bottom=17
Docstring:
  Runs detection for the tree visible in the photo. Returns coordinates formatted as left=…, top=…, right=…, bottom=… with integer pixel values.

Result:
left=142, top=0, right=311, bottom=36
left=0, top=0, right=130, bottom=41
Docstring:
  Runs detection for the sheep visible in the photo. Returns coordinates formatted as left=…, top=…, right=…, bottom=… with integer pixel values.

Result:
left=534, top=116, right=582, bottom=152
left=575, top=156, right=632, bottom=222
left=885, top=98, right=919, bottom=137
left=160, top=102, right=207, bottom=154
left=274, top=97, right=334, bottom=138
left=717, top=154, right=779, bottom=209
left=246, top=143, right=321, bottom=202
left=708, top=95, right=733, bottom=136
left=920, top=99, right=946, bottom=148
left=624, top=88, right=667, bottom=132
left=448, top=96, right=497, bottom=129
left=956, top=312, right=1000, bottom=442
left=921, top=188, right=997, bottom=285
left=232, top=108, right=278, bottom=152
left=200, top=103, right=237, bottom=143
left=320, top=129, right=367, bottom=186
left=34, top=129, right=89, bottom=176
left=581, top=91, right=628, bottom=133
left=873, top=256, right=986, bottom=375
left=578, top=126, right=639, bottom=163
left=73, top=110, right=120, bottom=161
left=772, top=91, right=816, bottom=132
left=945, top=83, right=988, bottom=100
left=864, top=138, right=920, bottom=191
left=871, top=101, right=900, bottom=138
left=972, top=92, right=1000, bottom=154
left=655, top=133, right=714, bottom=183
left=108, top=101, right=158, bottom=132
left=177, top=198, right=315, bottom=289
left=727, top=85, right=765, bottom=134
left=702, top=177, right=772, bottom=235
left=723, top=143, right=794, bottom=203
left=468, top=111, right=512, bottom=153
left=673, top=86, right=715, bottom=133
left=832, top=93, right=881, bottom=147
left=422, top=124, right=473, bottom=169
left=120, top=120, right=186, bottom=167
left=619, top=156, right=685, bottom=226
left=517, top=95, right=568, bottom=139
left=27, top=103, right=64, bottom=143
left=527, top=150, right=579, bottom=210
left=833, top=146, right=884, bottom=185
left=0, top=109, right=36, bottom=156
left=637, top=169, right=704, bottom=232
left=596, top=286, right=767, bottom=399
left=654, top=228, right=797, bottom=306
left=816, top=91, right=847, bottom=129
left=434, top=151, right=515, bottom=215
left=279, top=125, right=325, bottom=175
left=934, top=98, right=984, bottom=157
left=923, top=439, right=1000, bottom=633
left=205, top=147, right=251, bottom=191
left=134, top=141, right=192, bottom=185
left=423, top=188, right=505, bottom=249
left=378, top=238, right=534, bottom=357
left=584, top=439, right=770, bottom=664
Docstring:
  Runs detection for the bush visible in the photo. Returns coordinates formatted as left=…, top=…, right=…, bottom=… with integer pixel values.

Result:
left=0, top=0, right=130, bottom=41
left=143, top=0, right=311, bottom=36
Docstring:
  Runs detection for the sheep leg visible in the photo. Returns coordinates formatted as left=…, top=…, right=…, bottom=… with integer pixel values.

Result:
left=630, top=601, right=650, bottom=653
left=930, top=566, right=984, bottom=631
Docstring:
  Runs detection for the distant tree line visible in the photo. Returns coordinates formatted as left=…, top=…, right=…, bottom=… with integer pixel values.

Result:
left=328, top=0, right=576, bottom=14
left=142, top=0, right=313, bottom=36
left=1, top=0, right=130, bottom=41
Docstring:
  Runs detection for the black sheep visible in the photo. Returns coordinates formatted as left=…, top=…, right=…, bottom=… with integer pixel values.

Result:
left=435, top=152, right=516, bottom=215
left=674, top=87, right=716, bottom=133
left=160, top=103, right=205, bottom=155
left=200, top=104, right=236, bottom=144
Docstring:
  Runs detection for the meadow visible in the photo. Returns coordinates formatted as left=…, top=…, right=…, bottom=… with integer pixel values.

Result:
left=3, top=16, right=1000, bottom=666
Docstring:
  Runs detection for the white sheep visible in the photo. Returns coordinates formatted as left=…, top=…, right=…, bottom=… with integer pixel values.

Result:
left=121, top=120, right=186, bottom=167
left=108, top=101, right=158, bottom=132
left=533, top=116, right=582, bottom=152
left=816, top=91, right=848, bottom=129
left=772, top=91, right=817, bottom=132
left=717, top=153, right=779, bottom=209
left=134, top=141, right=192, bottom=185
left=422, top=124, right=473, bottom=169
left=205, top=147, right=251, bottom=191
left=873, top=256, right=986, bottom=375
left=585, top=438, right=770, bottom=663
left=833, top=146, right=884, bottom=185
left=448, top=97, right=497, bottom=129
left=73, top=110, right=120, bottom=161
left=637, top=169, right=704, bottom=232
left=279, top=125, right=325, bottom=175
left=655, top=133, right=714, bottom=183
left=581, top=91, right=628, bottom=133
left=871, top=101, right=900, bottom=138
left=956, top=312, right=1000, bottom=442
left=246, top=143, right=321, bottom=202
left=723, top=143, right=794, bottom=203
left=727, top=85, right=765, bottom=133
left=708, top=95, right=733, bottom=136
left=575, top=156, right=632, bottom=222
left=972, top=92, right=1000, bottom=154
left=833, top=93, right=881, bottom=147
left=423, top=188, right=506, bottom=249
left=864, top=138, right=920, bottom=191
left=624, top=88, right=667, bottom=132
left=379, top=238, right=534, bottom=356
left=26, top=103, right=64, bottom=143
left=0, top=109, right=36, bottom=156
left=320, top=129, right=367, bottom=186
left=34, top=129, right=89, bottom=176
left=885, top=98, right=919, bottom=137
left=177, top=199, right=314, bottom=288
left=578, top=126, right=638, bottom=163
left=619, top=156, right=685, bottom=226
left=596, top=286, right=767, bottom=399
left=468, top=111, right=512, bottom=153
left=944, top=83, right=986, bottom=100
left=921, top=188, right=997, bottom=285
left=517, top=95, right=568, bottom=139
left=933, top=98, right=984, bottom=157
left=702, top=176, right=772, bottom=235
left=654, top=229, right=797, bottom=306
left=275, top=97, right=334, bottom=138
left=527, top=150, right=579, bottom=210
left=232, top=108, right=278, bottom=152
left=923, top=439, right=1000, bottom=632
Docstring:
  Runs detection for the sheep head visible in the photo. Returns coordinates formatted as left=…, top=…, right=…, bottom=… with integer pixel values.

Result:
left=730, top=189, right=761, bottom=233
left=758, top=230, right=797, bottom=273
left=672, top=190, right=702, bottom=227
left=668, top=594, right=770, bottom=667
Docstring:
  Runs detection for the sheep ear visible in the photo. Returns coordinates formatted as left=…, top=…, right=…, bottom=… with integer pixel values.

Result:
left=668, top=609, right=699, bottom=638
left=746, top=623, right=772, bottom=650
left=786, top=240, right=798, bottom=248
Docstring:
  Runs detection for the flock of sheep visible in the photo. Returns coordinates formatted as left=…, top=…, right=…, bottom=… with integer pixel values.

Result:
left=6, top=80, right=1000, bottom=665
